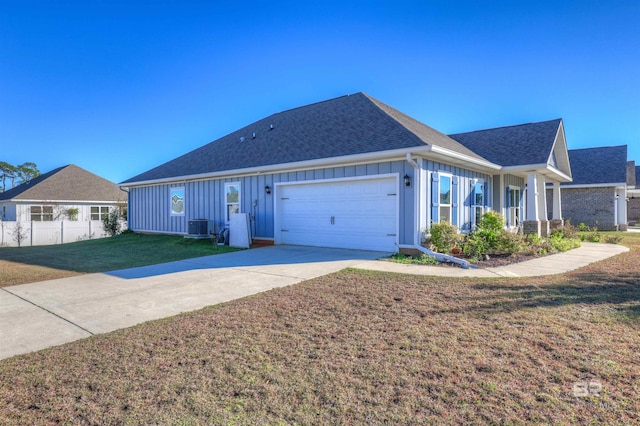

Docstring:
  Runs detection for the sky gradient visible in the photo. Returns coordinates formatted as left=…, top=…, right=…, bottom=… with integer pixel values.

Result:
left=2, top=1, right=639, bottom=184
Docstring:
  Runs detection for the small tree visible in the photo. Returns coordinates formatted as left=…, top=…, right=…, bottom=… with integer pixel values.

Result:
left=102, top=209, right=122, bottom=237
left=11, top=221, right=30, bottom=247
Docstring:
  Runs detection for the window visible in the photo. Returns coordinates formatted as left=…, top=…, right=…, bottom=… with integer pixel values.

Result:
left=439, top=174, right=452, bottom=223
left=472, top=180, right=484, bottom=227
left=30, top=205, right=54, bottom=221
left=508, top=188, right=521, bottom=227
left=170, top=187, right=185, bottom=216
left=91, top=206, right=110, bottom=221
left=225, top=182, right=240, bottom=223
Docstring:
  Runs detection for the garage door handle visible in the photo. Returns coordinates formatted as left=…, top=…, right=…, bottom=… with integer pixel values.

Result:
left=387, top=234, right=396, bottom=236
left=330, top=216, right=335, bottom=225
left=281, top=229, right=289, bottom=232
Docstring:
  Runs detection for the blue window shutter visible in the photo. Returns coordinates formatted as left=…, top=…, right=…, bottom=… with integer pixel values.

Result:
left=431, top=173, right=439, bottom=225
left=470, top=181, right=476, bottom=229
left=484, top=181, right=489, bottom=209
left=452, top=176, right=459, bottom=227
left=505, top=186, right=511, bottom=227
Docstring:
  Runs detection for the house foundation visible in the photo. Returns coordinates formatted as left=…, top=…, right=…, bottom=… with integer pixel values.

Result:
left=549, top=219, right=564, bottom=234
left=523, top=221, right=541, bottom=236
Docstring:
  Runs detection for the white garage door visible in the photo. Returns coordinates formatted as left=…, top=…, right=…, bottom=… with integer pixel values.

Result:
left=276, top=176, right=398, bottom=252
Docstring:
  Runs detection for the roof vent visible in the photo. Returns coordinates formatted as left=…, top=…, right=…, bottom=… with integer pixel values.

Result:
left=252, top=132, right=256, bottom=139
left=240, top=136, right=245, bottom=142
left=269, top=124, right=274, bottom=131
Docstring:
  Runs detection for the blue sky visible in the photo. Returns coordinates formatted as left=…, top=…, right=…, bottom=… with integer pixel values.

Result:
left=1, top=1, right=639, bottom=184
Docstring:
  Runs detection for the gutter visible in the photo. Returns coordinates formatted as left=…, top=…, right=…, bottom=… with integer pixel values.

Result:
left=404, top=153, right=474, bottom=269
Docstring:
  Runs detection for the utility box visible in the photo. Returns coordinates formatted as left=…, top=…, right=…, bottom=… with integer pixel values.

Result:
left=188, top=219, right=208, bottom=236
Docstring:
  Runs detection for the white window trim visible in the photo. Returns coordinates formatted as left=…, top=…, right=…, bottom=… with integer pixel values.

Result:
left=225, top=181, right=241, bottom=225
left=170, top=187, right=186, bottom=217
left=472, top=179, right=485, bottom=228
left=30, top=205, right=54, bottom=222
left=508, top=187, right=521, bottom=228
left=91, top=206, right=110, bottom=221
left=438, top=173, right=453, bottom=223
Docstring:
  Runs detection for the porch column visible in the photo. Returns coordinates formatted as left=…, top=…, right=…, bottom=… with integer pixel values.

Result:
left=524, top=172, right=541, bottom=236
left=536, top=175, right=549, bottom=236
left=549, top=181, right=564, bottom=233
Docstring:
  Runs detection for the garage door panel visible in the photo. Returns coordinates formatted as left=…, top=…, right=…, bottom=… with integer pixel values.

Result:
left=277, top=177, right=398, bottom=252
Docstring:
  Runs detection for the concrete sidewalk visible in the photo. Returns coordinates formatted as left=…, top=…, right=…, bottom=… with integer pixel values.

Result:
left=350, top=242, right=629, bottom=277
left=0, top=242, right=629, bottom=360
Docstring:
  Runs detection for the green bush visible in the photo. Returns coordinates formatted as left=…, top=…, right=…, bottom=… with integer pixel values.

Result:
left=604, top=235, right=623, bottom=244
left=429, top=222, right=460, bottom=253
left=461, top=211, right=508, bottom=258
left=548, top=233, right=581, bottom=252
left=390, top=252, right=439, bottom=265
left=102, top=209, right=122, bottom=237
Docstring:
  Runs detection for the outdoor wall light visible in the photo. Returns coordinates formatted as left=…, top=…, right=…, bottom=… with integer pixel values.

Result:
left=404, top=174, right=411, bottom=187
left=265, top=185, right=271, bottom=194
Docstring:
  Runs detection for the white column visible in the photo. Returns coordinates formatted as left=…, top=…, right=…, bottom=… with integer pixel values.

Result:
left=552, top=182, right=562, bottom=220
left=619, top=189, right=628, bottom=225
left=526, top=173, right=539, bottom=221
left=536, top=175, right=547, bottom=220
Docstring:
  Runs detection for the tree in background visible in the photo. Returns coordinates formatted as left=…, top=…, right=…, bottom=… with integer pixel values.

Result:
left=0, top=162, right=40, bottom=192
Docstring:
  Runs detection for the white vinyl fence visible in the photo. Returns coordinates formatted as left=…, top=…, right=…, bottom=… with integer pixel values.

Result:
left=0, top=220, right=128, bottom=247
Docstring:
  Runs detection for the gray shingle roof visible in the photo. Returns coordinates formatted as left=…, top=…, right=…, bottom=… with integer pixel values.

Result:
left=0, top=164, right=127, bottom=202
left=564, top=145, right=628, bottom=186
left=448, top=119, right=562, bottom=167
left=122, top=92, right=488, bottom=184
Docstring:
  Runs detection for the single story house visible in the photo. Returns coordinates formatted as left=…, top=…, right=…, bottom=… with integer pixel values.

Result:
left=0, top=164, right=127, bottom=223
left=547, top=145, right=629, bottom=231
left=121, top=93, right=573, bottom=253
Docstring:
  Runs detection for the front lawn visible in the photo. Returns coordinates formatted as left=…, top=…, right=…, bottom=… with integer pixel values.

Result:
left=0, top=234, right=638, bottom=424
left=0, top=233, right=239, bottom=287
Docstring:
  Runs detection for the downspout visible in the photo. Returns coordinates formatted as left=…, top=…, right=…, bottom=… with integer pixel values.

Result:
left=406, top=153, right=472, bottom=269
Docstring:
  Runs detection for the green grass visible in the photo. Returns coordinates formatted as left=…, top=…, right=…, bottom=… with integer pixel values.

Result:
left=0, top=233, right=239, bottom=286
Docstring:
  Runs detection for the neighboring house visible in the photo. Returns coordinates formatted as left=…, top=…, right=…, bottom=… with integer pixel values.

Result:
left=628, top=164, right=640, bottom=224
left=549, top=146, right=629, bottom=231
left=0, top=164, right=127, bottom=223
left=121, top=93, right=573, bottom=253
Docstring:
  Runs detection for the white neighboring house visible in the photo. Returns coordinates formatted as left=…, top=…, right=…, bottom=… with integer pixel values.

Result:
left=0, top=164, right=127, bottom=246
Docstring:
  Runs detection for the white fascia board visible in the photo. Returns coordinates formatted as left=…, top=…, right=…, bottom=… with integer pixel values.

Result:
left=428, top=145, right=501, bottom=171
left=501, top=163, right=572, bottom=182
left=561, top=183, right=626, bottom=189
left=120, top=146, right=440, bottom=188
left=13, top=199, right=124, bottom=204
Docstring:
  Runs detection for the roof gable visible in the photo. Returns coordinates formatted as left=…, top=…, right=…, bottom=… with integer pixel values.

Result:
left=448, top=119, right=564, bottom=167
left=564, top=145, right=628, bottom=186
left=0, top=165, right=126, bottom=202
left=122, top=93, right=489, bottom=185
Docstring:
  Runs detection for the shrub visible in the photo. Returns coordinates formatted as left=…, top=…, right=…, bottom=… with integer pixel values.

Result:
left=585, top=228, right=601, bottom=242
left=102, top=209, right=122, bottom=237
left=390, top=252, right=439, bottom=265
left=604, top=235, right=623, bottom=244
left=461, top=211, right=509, bottom=259
left=548, top=233, right=581, bottom=252
left=429, top=222, right=460, bottom=253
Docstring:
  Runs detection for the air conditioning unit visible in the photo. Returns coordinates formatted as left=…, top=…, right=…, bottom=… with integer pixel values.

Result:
left=188, top=219, right=208, bottom=236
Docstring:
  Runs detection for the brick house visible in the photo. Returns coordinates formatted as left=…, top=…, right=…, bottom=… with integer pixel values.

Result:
left=549, top=146, right=629, bottom=230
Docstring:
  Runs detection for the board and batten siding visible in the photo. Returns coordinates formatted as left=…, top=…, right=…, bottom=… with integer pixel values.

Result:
left=423, top=160, right=491, bottom=233
left=128, top=159, right=418, bottom=245
left=128, top=158, right=495, bottom=245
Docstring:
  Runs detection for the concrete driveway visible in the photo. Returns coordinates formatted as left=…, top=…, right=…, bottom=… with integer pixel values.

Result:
left=0, top=245, right=387, bottom=360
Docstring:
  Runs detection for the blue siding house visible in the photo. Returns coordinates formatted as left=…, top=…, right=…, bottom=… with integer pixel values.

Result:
left=121, top=93, right=573, bottom=252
